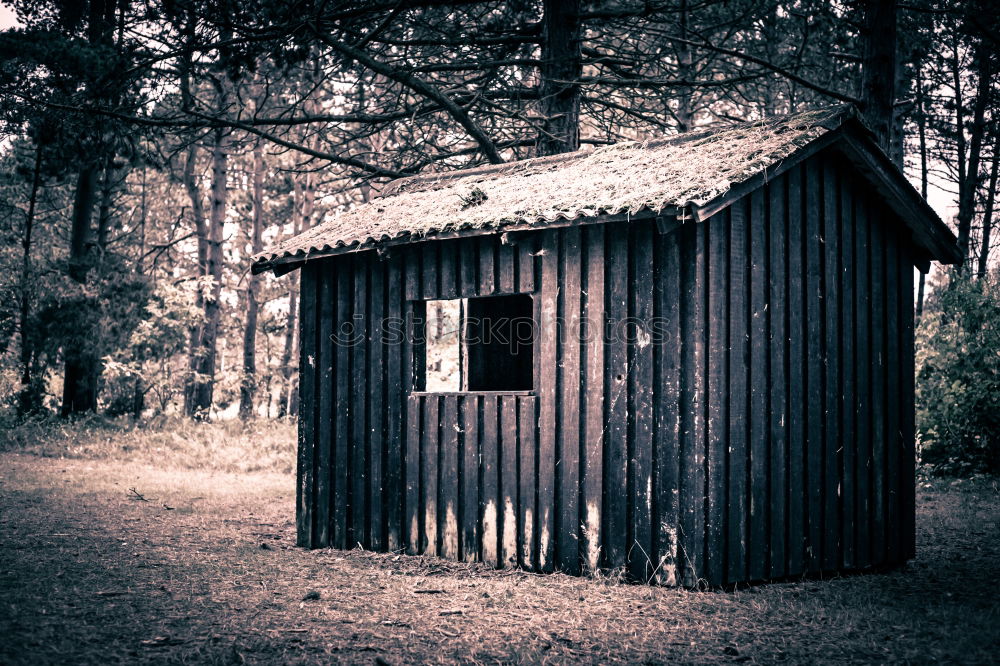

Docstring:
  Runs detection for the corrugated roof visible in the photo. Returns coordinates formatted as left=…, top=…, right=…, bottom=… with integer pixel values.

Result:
left=254, top=105, right=951, bottom=271
left=253, top=105, right=961, bottom=272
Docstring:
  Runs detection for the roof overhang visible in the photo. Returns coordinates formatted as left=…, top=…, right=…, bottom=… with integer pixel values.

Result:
left=252, top=207, right=678, bottom=275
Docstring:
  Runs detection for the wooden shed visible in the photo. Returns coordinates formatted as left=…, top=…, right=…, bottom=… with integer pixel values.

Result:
left=253, top=106, right=960, bottom=586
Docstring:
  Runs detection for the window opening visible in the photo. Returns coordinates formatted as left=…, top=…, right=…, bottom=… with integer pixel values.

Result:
left=420, top=294, right=534, bottom=392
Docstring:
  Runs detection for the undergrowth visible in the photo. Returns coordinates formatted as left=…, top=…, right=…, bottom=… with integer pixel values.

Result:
left=0, top=413, right=296, bottom=474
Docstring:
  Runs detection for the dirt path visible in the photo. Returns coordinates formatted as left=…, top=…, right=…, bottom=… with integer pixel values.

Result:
left=1, top=453, right=997, bottom=665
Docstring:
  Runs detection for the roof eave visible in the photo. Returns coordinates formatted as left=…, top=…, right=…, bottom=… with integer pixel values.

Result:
left=252, top=207, right=673, bottom=275
left=830, top=130, right=961, bottom=266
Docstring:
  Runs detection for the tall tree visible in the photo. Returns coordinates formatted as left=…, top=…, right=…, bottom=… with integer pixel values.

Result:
left=954, top=37, right=994, bottom=268
left=978, top=135, right=999, bottom=280
left=239, top=133, right=265, bottom=420
left=59, top=0, right=127, bottom=415
left=188, top=78, right=234, bottom=418
left=859, top=0, right=897, bottom=155
left=536, top=0, right=582, bottom=155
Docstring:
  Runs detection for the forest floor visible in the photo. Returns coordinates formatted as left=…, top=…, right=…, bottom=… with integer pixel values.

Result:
left=1, top=421, right=998, bottom=665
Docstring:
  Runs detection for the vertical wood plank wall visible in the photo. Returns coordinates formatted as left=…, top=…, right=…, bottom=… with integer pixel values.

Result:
left=296, top=151, right=919, bottom=585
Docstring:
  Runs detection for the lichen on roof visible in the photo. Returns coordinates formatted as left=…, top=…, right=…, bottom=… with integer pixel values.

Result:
left=256, top=105, right=853, bottom=266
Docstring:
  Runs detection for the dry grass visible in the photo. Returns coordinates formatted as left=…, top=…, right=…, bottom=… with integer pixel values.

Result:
left=1, top=428, right=998, bottom=664
left=0, top=416, right=296, bottom=474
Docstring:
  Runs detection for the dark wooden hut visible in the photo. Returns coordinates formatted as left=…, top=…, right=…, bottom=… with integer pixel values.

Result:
left=252, top=107, right=960, bottom=586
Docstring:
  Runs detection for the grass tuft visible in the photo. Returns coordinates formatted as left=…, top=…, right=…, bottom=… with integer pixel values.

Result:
left=0, top=414, right=296, bottom=474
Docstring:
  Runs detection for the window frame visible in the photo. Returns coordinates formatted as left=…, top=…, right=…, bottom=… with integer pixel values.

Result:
left=410, top=291, right=538, bottom=396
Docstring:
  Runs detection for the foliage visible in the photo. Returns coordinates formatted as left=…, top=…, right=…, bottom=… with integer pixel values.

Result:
left=0, top=0, right=995, bottom=428
left=915, top=273, right=1000, bottom=475
left=102, top=280, right=202, bottom=416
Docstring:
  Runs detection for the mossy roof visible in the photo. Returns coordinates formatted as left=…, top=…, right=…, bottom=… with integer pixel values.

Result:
left=253, top=105, right=959, bottom=272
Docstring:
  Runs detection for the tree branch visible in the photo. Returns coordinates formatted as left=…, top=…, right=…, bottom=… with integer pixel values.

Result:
left=309, top=25, right=504, bottom=164
left=650, top=31, right=861, bottom=105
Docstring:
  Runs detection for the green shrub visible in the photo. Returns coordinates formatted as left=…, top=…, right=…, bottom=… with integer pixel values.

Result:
left=915, top=272, right=1000, bottom=476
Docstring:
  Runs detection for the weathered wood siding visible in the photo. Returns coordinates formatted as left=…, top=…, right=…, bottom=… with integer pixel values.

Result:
left=296, top=150, right=918, bottom=585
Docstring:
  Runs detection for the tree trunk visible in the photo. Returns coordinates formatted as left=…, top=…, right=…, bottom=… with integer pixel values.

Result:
left=535, top=0, right=581, bottom=156
left=61, top=163, right=100, bottom=416
left=277, top=174, right=311, bottom=418
left=674, top=0, right=694, bottom=131
left=182, top=143, right=209, bottom=415
left=977, top=135, right=999, bottom=280
left=955, top=40, right=992, bottom=270
left=96, top=155, right=122, bottom=251
left=189, top=109, right=232, bottom=419
left=17, top=145, right=43, bottom=415
left=239, top=139, right=265, bottom=420
left=131, top=376, right=145, bottom=420
left=859, top=0, right=897, bottom=155
left=59, top=0, right=118, bottom=417
left=915, top=65, right=928, bottom=322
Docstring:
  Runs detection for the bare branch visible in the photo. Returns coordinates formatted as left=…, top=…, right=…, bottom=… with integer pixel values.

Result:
left=309, top=25, right=504, bottom=164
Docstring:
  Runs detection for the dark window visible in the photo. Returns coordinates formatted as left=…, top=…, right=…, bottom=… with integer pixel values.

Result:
left=420, top=294, right=534, bottom=392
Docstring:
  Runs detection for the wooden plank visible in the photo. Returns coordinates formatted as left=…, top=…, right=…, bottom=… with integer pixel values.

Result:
left=900, top=249, right=916, bottom=560
left=421, top=394, right=440, bottom=556
left=500, top=396, right=519, bottom=567
left=404, top=245, right=422, bottom=301
left=385, top=254, right=404, bottom=552
left=404, top=395, right=422, bottom=554
left=537, top=231, right=559, bottom=571
left=497, top=235, right=516, bottom=293
left=870, top=201, right=886, bottom=566
left=822, top=157, right=840, bottom=571
left=786, top=165, right=806, bottom=575
left=351, top=256, right=369, bottom=548
left=630, top=222, right=656, bottom=582
left=605, top=226, right=629, bottom=571
left=440, top=395, right=460, bottom=559
left=655, top=223, right=682, bottom=585
left=768, top=176, right=788, bottom=579
left=315, top=263, right=334, bottom=548
left=854, top=192, right=872, bottom=568
left=411, top=297, right=426, bottom=393
left=582, top=226, right=605, bottom=574
left=679, top=221, right=707, bottom=586
left=749, top=186, right=769, bottom=581
left=705, top=210, right=729, bottom=586
left=478, top=235, right=495, bottom=296
left=517, top=233, right=536, bottom=293
left=368, top=260, right=385, bottom=551
left=558, top=227, right=583, bottom=574
left=334, top=258, right=353, bottom=549
left=839, top=172, right=856, bottom=570
left=297, top=264, right=318, bottom=548
left=439, top=239, right=458, bottom=300
left=885, top=219, right=901, bottom=565
left=804, top=158, right=824, bottom=573
left=460, top=395, right=480, bottom=562
left=422, top=241, right=439, bottom=300
left=726, top=198, right=749, bottom=584
left=459, top=238, right=478, bottom=298
left=481, top=394, right=500, bottom=566
left=518, top=396, right=537, bottom=569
